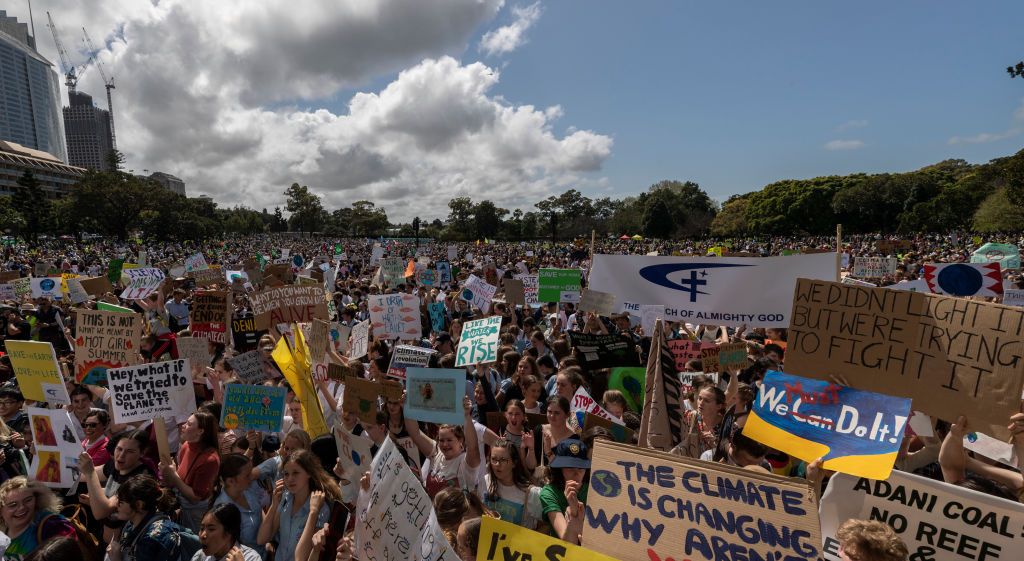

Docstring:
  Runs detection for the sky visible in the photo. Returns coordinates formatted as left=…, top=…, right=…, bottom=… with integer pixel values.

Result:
left=8, top=0, right=1024, bottom=222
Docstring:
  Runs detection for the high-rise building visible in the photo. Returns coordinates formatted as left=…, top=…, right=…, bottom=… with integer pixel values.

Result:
left=0, top=11, right=67, bottom=163
left=144, top=171, right=186, bottom=196
left=64, top=91, right=113, bottom=170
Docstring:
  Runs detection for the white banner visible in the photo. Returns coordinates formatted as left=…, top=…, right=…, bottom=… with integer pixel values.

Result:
left=460, top=274, right=497, bottom=314
left=852, top=256, right=898, bottom=278
left=1003, top=288, right=1024, bottom=307
left=120, top=268, right=165, bottom=300
left=589, top=253, right=836, bottom=327
left=819, top=470, right=1024, bottom=561
left=108, top=359, right=196, bottom=424
left=26, top=407, right=81, bottom=488
left=184, top=253, right=208, bottom=272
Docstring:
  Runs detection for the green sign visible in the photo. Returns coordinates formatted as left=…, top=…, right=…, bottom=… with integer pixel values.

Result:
left=107, top=259, right=124, bottom=284
left=537, top=268, right=581, bottom=303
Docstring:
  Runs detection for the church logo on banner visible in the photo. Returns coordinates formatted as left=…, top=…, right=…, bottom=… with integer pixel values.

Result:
left=923, top=262, right=1003, bottom=297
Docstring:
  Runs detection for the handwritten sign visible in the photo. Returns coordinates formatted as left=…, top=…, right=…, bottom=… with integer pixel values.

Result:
left=108, top=359, right=197, bottom=424
left=743, top=371, right=911, bottom=479
left=1003, top=289, right=1024, bottom=307
left=388, top=345, right=435, bottom=380
left=571, top=386, right=624, bottom=427
left=65, top=277, right=90, bottom=304
left=221, top=384, right=287, bottom=432
left=231, top=316, right=261, bottom=353
left=578, top=289, right=617, bottom=316
left=404, top=368, right=466, bottom=426
left=380, top=257, right=406, bottom=285
left=250, top=285, right=328, bottom=330
left=786, top=278, right=1024, bottom=439
left=227, top=350, right=274, bottom=384
left=176, top=337, right=213, bottom=369
left=583, top=440, right=821, bottom=561
left=455, top=316, right=501, bottom=367
left=516, top=274, right=538, bottom=306
left=349, top=320, right=370, bottom=359
left=460, top=274, right=497, bottom=314
left=427, top=302, right=446, bottom=333
left=667, top=339, right=701, bottom=372
left=368, top=294, right=421, bottom=340
left=852, top=256, right=898, bottom=278
left=820, top=470, right=1024, bottom=561
left=309, top=319, right=330, bottom=360
left=640, top=305, right=664, bottom=336
left=342, top=376, right=382, bottom=425
left=74, top=309, right=143, bottom=385
left=7, top=341, right=70, bottom=404
left=566, top=332, right=641, bottom=369
left=184, top=253, right=209, bottom=272
left=190, top=290, right=230, bottom=343
left=716, top=341, right=748, bottom=371
left=680, top=371, right=717, bottom=394
left=119, top=268, right=165, bottom=299
left=479, top=517, right=618, bottom=561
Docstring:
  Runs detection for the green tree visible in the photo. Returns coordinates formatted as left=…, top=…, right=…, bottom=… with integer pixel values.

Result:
left=472, top=200, right=508, bottom=239
left=973, top=187, right=1024, bottom=232
left=446, top=197, right=474, bottom=239
left=284, top=183, right=325, bottom=234
left=349, top=201, right=389, bottom=236
left=640, top=189, right=676, bottom=238
left=710, top=196, right=750, bottom=236
left=70, top=170, right=151, bottom=241
left=0, top=196, right=25, bottom=234
left=12, top=170, right=51, bottom=243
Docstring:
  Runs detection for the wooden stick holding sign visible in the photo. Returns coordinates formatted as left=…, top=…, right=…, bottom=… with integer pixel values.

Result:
left=153, top=417, right=171, bottom=461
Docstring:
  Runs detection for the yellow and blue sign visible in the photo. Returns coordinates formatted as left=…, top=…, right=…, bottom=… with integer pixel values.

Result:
left=743, top=371, right=911, bottom=480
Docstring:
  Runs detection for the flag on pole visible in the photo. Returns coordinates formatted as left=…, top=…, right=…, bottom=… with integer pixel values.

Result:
left=273, top=329, right=329, bottom=438
left=638, top=318, right=683, bottom=451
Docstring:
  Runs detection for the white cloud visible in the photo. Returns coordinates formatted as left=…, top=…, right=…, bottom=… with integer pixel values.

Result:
left=948, top=98, right=1024, bottom=145
left=836, top=119, right=868, bottom=132
left=11, top=0, right=611, bottom=221
left=479, top=2, right=543, bottom=57
left=824, top=139, right=865, bottom=151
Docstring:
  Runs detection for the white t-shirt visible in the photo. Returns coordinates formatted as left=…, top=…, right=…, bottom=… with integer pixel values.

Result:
left=481, top=474, right=542, bottom=529
left=425, top=448, right=478, bottom=495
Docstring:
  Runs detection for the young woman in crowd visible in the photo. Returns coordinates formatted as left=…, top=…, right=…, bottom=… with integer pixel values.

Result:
left=433, top=487, right=491, bottom=548
left=81, top=410, right=111, bottom=467
left=193, top=503, right=263, bottom=561
left=405, top=396, right=482, bottom=497
left=257, top=450, right=341, bottom=561
left=212, top=454, right=269, bottom=554
left=481, top=439, right=542, bottom=529
left=539, top=439, right=591, bottom=545
left=674, top=385, right=726, bottom=459
left=108, top=474, right=184, bottom=561
left=78, top=429, right=156, bottom=542
left=160, top=411, right=222, bottom=531
left=536, top=396, right=574, bottom=467
left=0, top=477, right=77, bottom=561
left=254, top=429, right=311, bottom=484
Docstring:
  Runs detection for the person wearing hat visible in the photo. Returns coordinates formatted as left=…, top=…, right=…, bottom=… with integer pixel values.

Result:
left=433, top=331, right=454, bottom=355
left=539, top=438, right=589, bottom=544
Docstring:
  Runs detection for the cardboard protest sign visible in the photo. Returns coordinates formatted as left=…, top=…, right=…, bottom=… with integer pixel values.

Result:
left=189, top=290, right=230, bottom=343
left=716, top=341, right=748, bottom=371
left=65, top=277, right=90, bottom=304
left=460, top=274, right=497, bottom=313
left=367, top=293, right=421, bottom=340
left=1001, top=288, right=1024, bottom=307
left=841, top=276, right=877, bottom=287
left=108, top=359, right=197, bottom=424
left=607, top=367, right=646, bottom=413
left=309, top=319, right=330, bottom=360
left=502, top=278, right=525, bottom=307
left=514, top=274, right=539, bottom=306
left=667, top=339, right=702, bottom=372
left=478, top=517, right=618, bottom=561
left=176, top=336, right=213, bottom=369
left=566, top=332, right=641, bottom=369
left=700, top=343, right=721, bottom=372
left=221, top=384, right=287, bottom=432
left=583, top=440, right=822, bottom=561
left=325, top=362, right=359, bottom=382
left=355, top=438, right=455, bottom=561
left=187, top=268, right=223, bottom=287
left=679, top=371, right=718, bottom=394
left=333, top=427, right=375, bottom=503
left=0, top=283, right=14, bottom=300
left=971, top=242, right=1021, bottom=270
left=387, top=345, right=435, bottom=380
left=119, top=268, right=165, bottom=299
left=349, top=319, right=370, bottom=359
left=538, top=268, right=581, bottom=303
left=819, top=470, right=1024, bottom=561
left=250, top=285, right=328, bottom=330
left=184, top=253, right=209, bottom=272
left=231, top=316, right=261, bottom=353
left=427, top=302, right=446, bottom=333
left=853, top=256, right=898, bottom=278
left=342, top=375, right=382, bottom=424
left=571, top=386, right=624, bottom=429
left=590, top=253, right=836, bottom=327
left=455, top=316, right=501, bottom=367
left=640, top=304, right=664, bottom=335
left=876, top=239, right=913, bottom=254
left=578, top=289, right=617, bottom=316
left=583, top=412, right=635, bottom=444
left=227, top=350, right=273, bottom=384
left=404, top=367, right=466, bottom=425
left=436, top=260, right=452, bottom=284
left=80, top=276, right=113, bottom=296
left=30, top=277, right=61, bottom=299
left=0, top=270, right=19, bottom=283
left=923, top=262, right=1003, bottom=297
left=26, top=407, right=80, bottom=488
left=6, top=340, right=70, bottom=404
left=786, top=278, right=1024, bottom=439
left=380, top=257, right=406, bottom=285
left=743, top=371, right=911, bottom=479
left=73, top=309, right=143, bottom=385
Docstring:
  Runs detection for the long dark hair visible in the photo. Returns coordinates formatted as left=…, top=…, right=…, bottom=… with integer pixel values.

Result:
left=193, top=411, right=220, bottom=451
left=116, top=474, right=175, bottom=514
left=204, top=503, right=243, bottom=545
left=209, top=453, right=251, bottom=508
left=485, top=439, right=531, bottom=503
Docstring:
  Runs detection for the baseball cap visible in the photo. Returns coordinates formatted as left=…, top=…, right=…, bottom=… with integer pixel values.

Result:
left=550, top=438, right=591, bottom=469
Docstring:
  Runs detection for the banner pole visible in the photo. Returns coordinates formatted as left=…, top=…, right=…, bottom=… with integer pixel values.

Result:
left=835, top=224, right=843, bottom=281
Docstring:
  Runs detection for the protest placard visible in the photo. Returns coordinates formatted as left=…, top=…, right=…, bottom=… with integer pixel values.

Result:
left=1002, top=289, right=1024, bottom=307
left=231, top=316, right=261, bottom=353
left=30, top=276, right=61, bottom=299
left=786, top=278, right=1024, bottom=439
left=349, top=319, right=370, bottom=359
left=7, top=340, right=70, bottom=404
left=582, top=412, right=635, bottom=444
left=26, top=407, right=80, bottom=488
left=841, top=276, right=877, bottom=287
left=226, top=350, right=273, bottom=384
left=355, top=438, right=455, bottom=561
left=79, top=276, right=113, bottom=296
left=221, top=384, right=287, bottom=432
left=380, top=257, right=406, bottom=285
left=10, top=276, right=30, bottom=299
left=342, top=375, right=382, bottom=424
left=0, top=283, right=13, bottom=300
left=188, top=268, right=223, bottom=287
left=478, top=517, right=618, bottom=561
left=679, top=371, right=718, bottom=394
left=578, top=289, right=617, bottom=315
left=700, top=343, right=721, bottom=373
left=73, top=309, right=143, bottom=385
left=571, top=386, right=624, bottom=427
left=435, top=260, right=452, bottom=284
left=667, top=339, right=702, bottom=372
left=971, top=242, right=1021, bottom=270
left=368, top=293, right=421, bottom=340
left=716, top=341, right=748, bottom=371
left=538, top=268, right=581, bottom=303
left=607, top=367, right=645, bottom=413
left=107, top=258, right=124, bottom=283
left=250, top=285, right=328, bottom=330
left=404, top=367, right=466, bottom=425
left=455, top=316, right=501, bottom=367
left=0, top=270, right=19, bottom=283
left=566, top=332, right=641, bottom=369
left=108, top=359, right=196, bottom=424
left=190, top=290, right=230, bottom=343
left=515, top=274, right=539, bottom=306
left=120, top=268, right=165, bottom=299
left=743, top=371, right=911, bottom=479
left=640, top=304, right=664, bottom=335
left=460, top=274, right=497, bottom=313
left=65, top=277, right=90, bottom=304
left=427, top=302, right=446, bottom=332
left=590, top=253, right=836, bottom=327
left=583, top=440, right=822, bottom=561
left=924, top=262, right=1004, bottom=297
left=502, top=278, right=525, bottom=307
left=177, top=336, right=213, bottom=369
left=853, top=256, right=898, bottom=278
left=388, top=345, right=436, bottom=380
left=334, top=427, right=375, bottom=503
left=876, top=239, right=914, bottom=254
left=184, top=253, right=209, bottom=272
left=819, top=470, right=1024, bottom=561
left=309, top=318, right=330, bottom=360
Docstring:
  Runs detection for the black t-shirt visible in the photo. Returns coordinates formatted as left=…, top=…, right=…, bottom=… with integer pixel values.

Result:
left=5, top=320, right=31, bottom=341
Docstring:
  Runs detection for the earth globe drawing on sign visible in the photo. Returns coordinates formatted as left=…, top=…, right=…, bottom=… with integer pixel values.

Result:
left=936, top=264, right=983, bottom=296
left=40, top=278, right=55, bottom=291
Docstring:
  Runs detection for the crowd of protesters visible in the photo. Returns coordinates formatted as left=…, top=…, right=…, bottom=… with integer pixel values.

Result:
left=0, top=231, right=1021, bottom=561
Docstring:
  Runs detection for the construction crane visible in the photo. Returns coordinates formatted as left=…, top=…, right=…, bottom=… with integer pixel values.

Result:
left=45, top=11, right=77, bottom=93
left=81, top=28, right=117, bottom=150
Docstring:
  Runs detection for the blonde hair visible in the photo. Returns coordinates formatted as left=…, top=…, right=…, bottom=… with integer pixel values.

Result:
left=836, top=519, right=909, bottom=561
left=0, top=476, right=62, bottom=532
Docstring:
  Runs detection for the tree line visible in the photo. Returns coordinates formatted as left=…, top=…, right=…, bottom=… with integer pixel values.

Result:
left=1, top=148, right=1022, bottom=243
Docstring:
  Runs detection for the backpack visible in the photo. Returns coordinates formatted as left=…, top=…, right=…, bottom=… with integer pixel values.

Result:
left=128, top=514, right=203, bottom=561
left=39, top=507, right=101, bottom=561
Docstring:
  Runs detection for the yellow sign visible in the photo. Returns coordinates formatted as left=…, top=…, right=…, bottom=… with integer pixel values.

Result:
left=478, top=517, right=620, bottom=561
left=60, top=273, right=79, bottom=296
left=272, top=329, right=329, bottom=438
left=6, top=341, right=69, bottom=403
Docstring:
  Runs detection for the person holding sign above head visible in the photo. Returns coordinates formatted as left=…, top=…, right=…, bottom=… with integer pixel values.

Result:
left=160, top=411, right=222, bottom=532
left=939, top=415, right=1024, bottom=502
left=539, top=438, right=590, bottom=545
left=405, top=396, right=482, bottom=498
